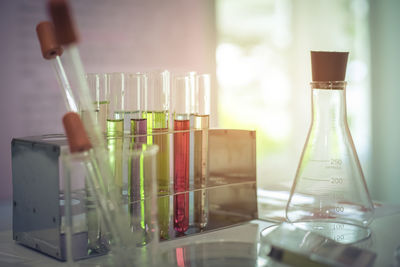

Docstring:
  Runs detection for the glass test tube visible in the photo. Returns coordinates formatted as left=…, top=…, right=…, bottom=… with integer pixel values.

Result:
left=194, top=74, right=211, bottom=128
left=126, top=73, right=147, bottom=233
left=107, top=73, right=125, bottom=135
left=128, top=145, right=160, bottom=254
left=62, top=112, right=135, bottom=265
left=193, top=74, right=210, bottom=229
left=147, top=70, right=170, bottom=128
left=148, top=70, right=171, bottom=239
left=127, top=73, right=148, bottom=140
left=188, top=71, right=197, bottom=125
left=172, top=75, right=191, bottom=233
left=80, top=75, right=110, bottom=250
left=107, top=73, right=124, bottom=194
left=85, top=73, right=109, bottom=133
left=146, top=70, right=170, bottom=143
left=187, top=71, right=196, bottom=227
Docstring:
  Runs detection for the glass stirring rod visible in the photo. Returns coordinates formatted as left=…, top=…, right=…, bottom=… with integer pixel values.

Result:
left=36, top=21, right=78, bottom=112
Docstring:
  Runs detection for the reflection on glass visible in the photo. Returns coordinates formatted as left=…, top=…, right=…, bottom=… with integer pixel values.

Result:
left=176, top=247, right=188, bottom=267
left=130, top=145, right=146, bottom=245
left=107, top=121, right=123, bottom=193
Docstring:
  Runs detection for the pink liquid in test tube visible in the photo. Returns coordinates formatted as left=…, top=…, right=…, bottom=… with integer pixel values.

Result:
left=132, top=118, right=147, bottom=144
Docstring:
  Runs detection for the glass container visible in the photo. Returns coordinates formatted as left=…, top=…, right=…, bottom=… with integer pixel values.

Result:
left=286, top=81, right=374, bottom=243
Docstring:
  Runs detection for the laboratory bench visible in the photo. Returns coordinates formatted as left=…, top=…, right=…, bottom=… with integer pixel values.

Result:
left=1, top=200, right=400, bottom=266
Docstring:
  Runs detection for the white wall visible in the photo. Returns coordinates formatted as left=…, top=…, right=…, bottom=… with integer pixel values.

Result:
left=370, top=0, right=400, bottom=203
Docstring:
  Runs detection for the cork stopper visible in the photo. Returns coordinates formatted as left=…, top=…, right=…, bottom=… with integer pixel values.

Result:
left=48, top=0, right=79, bottom=45
left=62, top=112, right=92, bottom=153
left=311, top=51, right=349, bottom=81
left=36, top=21, right=63, bottom=59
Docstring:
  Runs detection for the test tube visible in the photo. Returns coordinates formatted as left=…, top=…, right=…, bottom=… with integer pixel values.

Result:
left=107, top=73, right=124, bottom=136
left=106, top=73, right=124, bottom=194
left=193, top=74, right=210, bottom=229
left=186, top=71, right=196, bottom=226
left=147, top=70, right=171, bottom=239
left=35, top=21, right=78, bottom=112
left=172, top=75, right=191, bottom=233
left=62, top=112, right=133, bottom=264
left=127, top=72, right=148, bottom=140
left=147, top=70, right=170, bottom=129
left=126, top=73, right=147, bottom=233
left=85, top=73, right=109, bottom=133
left=188, top=71, right=197, bottom=126
left=194, top=74, right=211, bottom=128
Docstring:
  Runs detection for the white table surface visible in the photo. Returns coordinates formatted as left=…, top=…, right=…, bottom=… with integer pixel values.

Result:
left=1, top=200, right=400, bottom=266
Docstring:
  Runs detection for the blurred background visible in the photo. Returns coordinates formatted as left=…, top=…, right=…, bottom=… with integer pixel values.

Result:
left=0, top=0, right=399, bottom=206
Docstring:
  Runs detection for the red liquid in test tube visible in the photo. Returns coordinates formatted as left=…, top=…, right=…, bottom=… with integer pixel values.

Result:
left=174, top=119, right=190, bottom=233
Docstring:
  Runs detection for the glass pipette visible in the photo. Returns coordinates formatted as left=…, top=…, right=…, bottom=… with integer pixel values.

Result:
left=48, top=0, right=104, bottom=150
left=35, top=21, right=78, bottom=112
left=47, top=0, right=137, bottom=259
left=47, top=0, right=119, bottom=209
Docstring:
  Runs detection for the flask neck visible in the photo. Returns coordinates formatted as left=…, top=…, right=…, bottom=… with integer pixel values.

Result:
left=311, top=82, right=347, bottom=126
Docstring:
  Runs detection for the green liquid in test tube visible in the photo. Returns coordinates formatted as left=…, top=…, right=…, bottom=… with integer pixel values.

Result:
left=148, top=70, right=171, bottom=239
left=107, top=73, right=125, bottom=194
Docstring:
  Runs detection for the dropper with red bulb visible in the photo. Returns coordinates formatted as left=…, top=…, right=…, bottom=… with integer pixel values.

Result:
left=36, top=21, right=78, bottom=112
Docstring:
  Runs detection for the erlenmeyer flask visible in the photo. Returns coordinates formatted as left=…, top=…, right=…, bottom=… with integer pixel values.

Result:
left=286, top=51, right=374, bottom=243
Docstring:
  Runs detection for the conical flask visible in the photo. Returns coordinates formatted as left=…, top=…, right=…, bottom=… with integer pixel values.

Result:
left=286, top=51, right=374, bottom=243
